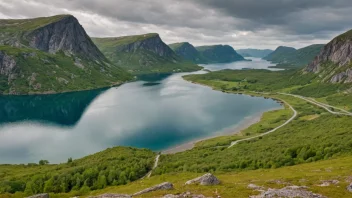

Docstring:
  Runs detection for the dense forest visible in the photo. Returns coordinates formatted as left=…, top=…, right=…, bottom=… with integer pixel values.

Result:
left=0, top=147, right=155, bottom=196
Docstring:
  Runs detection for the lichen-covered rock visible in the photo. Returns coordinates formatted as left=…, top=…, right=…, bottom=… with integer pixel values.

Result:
left=26, top=193, right=49, bottom=198
left=185, top=173, right=220, bottom=186
left=88, top=193, right=131, bottom=198
left=318, top=180, right=339, bottom=186
left=248, top=183, right=264, bottom=190
left=250, top=186, right=327, bottom=198
left=132, top=182, right=173, bottom=196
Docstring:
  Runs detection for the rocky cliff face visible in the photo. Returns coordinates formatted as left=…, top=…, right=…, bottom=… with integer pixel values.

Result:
left=0, top=51, right=16, bottom=76
left=26, top=15, right=105, bottom=60
left=305, top=29, right=352, bottom=83
left=115, top=34, right=176, bottom=58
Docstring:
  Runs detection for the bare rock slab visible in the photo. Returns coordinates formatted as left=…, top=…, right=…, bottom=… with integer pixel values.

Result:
left=26, top=194, right=49, bottom=198
left=88, top=194, right=131, bottom=198
left=185, top=173, right=220, bottom=186
left=132, top=182, right=173, bottom=196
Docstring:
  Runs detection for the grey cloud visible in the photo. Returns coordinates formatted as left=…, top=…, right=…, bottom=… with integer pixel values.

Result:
left=0, top=0, right=351, bottom=49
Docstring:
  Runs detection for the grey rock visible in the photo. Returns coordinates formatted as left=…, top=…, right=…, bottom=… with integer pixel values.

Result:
left=248, top=183, right=264, bottom=190
left=88, top=193, right=131, bottom=198
left=0, top=51, right=16, bottom=76
left=132, top=182, right=173, bottom=196
left=185, top=173, right=220, bottom=186
left=347, top=183, right=352, bottom=192
left=27, top=15, right=104, bottom=61
left=26, top=193, right=49, bottom=198
left=163, top=191, right=210, bottom=198
left=318, top=180, right=339, bottom=186
left=250, top=186, right=327, bottom=198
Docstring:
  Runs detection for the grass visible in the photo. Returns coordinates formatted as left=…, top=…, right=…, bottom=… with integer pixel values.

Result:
left=92, top=34, right=159, bottom=48
left=3, top=155, right=351, bottom=197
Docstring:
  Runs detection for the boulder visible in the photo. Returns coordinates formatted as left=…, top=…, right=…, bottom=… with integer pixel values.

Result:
left=88, top=194, right=131, bottom=198
left=26, top=194, right=49, bottom=198
left=185, top=173, right=220, bottom=186
left=347, top=183, right=352, bottom=192
left=163, top=191, right=208, bottom=198
left=250, top=186, right=326, bottom=198
left=132, top=182, right=173, bottom=196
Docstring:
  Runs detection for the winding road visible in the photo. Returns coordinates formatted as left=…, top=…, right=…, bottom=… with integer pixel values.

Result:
left=228, top=100, right=297, bottom=148
left=279, top=93, right=352, bottom=116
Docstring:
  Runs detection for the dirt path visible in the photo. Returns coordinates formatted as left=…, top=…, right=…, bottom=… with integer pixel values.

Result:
left=228, top=100, right=297, bottom=148
left=145, top=154, right=160, bottom=178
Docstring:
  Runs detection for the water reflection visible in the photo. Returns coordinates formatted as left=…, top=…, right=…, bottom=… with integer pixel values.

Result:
left=0, top=89, right=106, bottom=126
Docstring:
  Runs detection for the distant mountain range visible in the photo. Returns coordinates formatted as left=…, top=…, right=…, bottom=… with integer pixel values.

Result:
left=263, top=45, right=324, bottom=68
left=169, top=42, right=245, bottom=64
left=92, top=34, right=201, bottom=75
left=236, top=49, right=273, bottom=58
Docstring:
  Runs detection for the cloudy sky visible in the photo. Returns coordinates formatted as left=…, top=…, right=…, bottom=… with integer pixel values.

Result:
left=1, top=0, right=352, bottom=49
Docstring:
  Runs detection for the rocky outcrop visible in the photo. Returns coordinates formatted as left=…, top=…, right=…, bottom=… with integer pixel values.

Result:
left=185, top=173, right=220, bottom=186
left=115, top=34, right=175, bottom=57
left=347, top=183, right=352, bottom=192
left=330, top=69, right=352, bottom=83
left=250, top=186, right=326, bottom=198
left=26, top=193, right=49, bottom=198
left=88, top=194, right=131, bottom=198
left=132, top=182, right=174, bottom=196
left=0, top=51, right=16, bottom=76
left=317, top=180, right=340, bottom=186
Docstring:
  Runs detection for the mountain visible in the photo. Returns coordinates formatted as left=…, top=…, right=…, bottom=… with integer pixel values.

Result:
left=306, top=29, right=352, bottom=83
left=264, top=45, right=324, bottom=68
left=195, top=45, right=245, bottom=64
left=92, top=34, right=201, bottom=74
left=236, top=48, right=273, bottom=58
left=0, top=15, right=131, bottom=95
left=169, top=42, right=205, bottom=63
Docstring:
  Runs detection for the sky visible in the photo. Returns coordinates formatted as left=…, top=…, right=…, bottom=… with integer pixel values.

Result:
left=1, top=0, right=352, bottom=49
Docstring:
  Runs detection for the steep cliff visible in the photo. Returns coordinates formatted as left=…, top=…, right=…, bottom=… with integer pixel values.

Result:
left=195, top=45, right=245, bottom=64
left=0, top=15, right=131, bottom=94
left=93, top=34, right=201, bottom=74
left=169, top=42, right=205, bottom=63
left=306, top=29, right=352, bottom=83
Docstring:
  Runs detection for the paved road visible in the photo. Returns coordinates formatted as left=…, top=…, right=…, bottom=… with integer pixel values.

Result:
left=228, top=100, right=297, bottom=148
left=278, top=93, right=352, bottom=116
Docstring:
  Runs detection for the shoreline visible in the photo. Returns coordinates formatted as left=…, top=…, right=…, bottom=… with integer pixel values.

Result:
left=161, top=106, right=282, bottom=154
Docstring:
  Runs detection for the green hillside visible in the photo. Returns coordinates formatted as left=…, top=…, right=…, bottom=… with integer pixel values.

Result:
left=169, top=42, right=206, bottom=63
left=195, top=45, right=245, bottom=64
left=264, top=45, right=324, bottom=68
left=92, top=34, right=202, bottom=75
left=0, top=15, right=131, bottom=95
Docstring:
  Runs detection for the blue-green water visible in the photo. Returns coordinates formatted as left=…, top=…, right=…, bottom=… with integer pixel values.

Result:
left=0, top=61, right=281, bottom=164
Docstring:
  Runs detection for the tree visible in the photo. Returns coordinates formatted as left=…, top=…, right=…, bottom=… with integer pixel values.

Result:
left=39, top=160, right=49, bottom=165
left=67, top=157, right=73, bottom=163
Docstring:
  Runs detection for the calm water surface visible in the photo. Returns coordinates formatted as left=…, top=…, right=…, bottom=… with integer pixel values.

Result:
left=0, top=59, right=281, bottom=164
left=203, top=57, right=282, bottom=71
